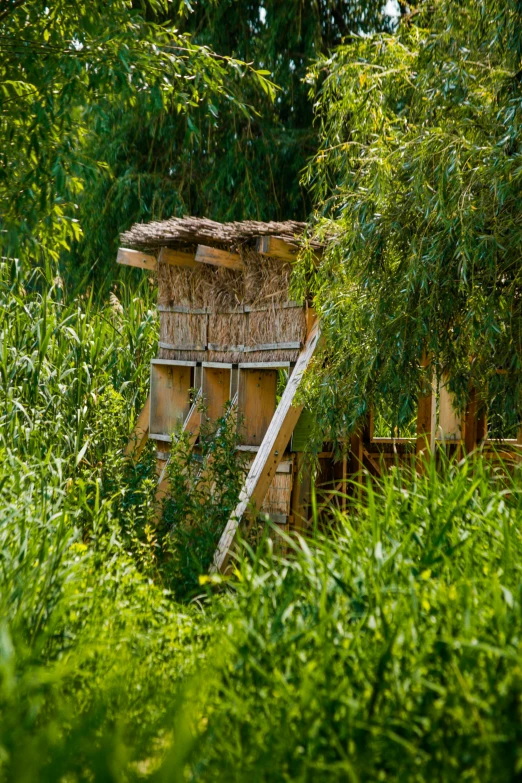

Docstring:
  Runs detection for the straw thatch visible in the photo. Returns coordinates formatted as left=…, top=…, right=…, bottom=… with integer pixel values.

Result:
left=121, top=216, right=318, bottom=252
left=159, top=311, right=207, bottom=348
left=247, top=306, right=305, bottom=345
left=242, top=250, right=292, bottom=304
left=157, top=262, right=243, bottom=310
left=158, top=345, right=208, bottom=363
left=245, top=306, right=306, bottom=363
left=208, top=312, right=245, bottom=364
left=261, top=472, right=293, bottom=516
left=126, top=216, right=312, bottom=364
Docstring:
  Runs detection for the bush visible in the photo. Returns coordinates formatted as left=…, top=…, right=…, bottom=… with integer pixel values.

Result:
left=160, top=402, right=247, bottom=600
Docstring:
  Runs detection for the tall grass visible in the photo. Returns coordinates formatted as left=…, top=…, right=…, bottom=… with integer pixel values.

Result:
left=2, top=261, right=522, bottom=781
left=191, top=459, right=522, bottom=782
left=0, top=262, right=206, bottom=780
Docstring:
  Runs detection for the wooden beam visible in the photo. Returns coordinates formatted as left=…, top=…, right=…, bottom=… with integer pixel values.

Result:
left=195, top=244, right=243, bottom=271
left=463, top=387, right=487, bottom=453
left=211, top=321, right=321, bottom=573
left=257, top=236, right=323, bottom=264
left=123, top=395, right=150, bottom=460
left=416, top=356, right=436, bottom=460
left=158, top=247, right=198, bottom=269
left=256, top=236, right=299, bottom=263
left=117, top=247, right=156, bottom=271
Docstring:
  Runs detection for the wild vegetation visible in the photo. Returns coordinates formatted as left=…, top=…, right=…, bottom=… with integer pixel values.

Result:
left=1, top=0, right=522, bottom=780
left=299, top=0, right=522, bottom=437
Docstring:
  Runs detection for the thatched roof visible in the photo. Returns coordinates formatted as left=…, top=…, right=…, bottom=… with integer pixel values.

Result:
left=120, top=216, right=318, bottom=251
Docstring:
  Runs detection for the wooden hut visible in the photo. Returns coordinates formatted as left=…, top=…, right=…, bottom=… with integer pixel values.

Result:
left=119, top=217, right=322, bottom=569
left=118, top=216, right=522, bottom=571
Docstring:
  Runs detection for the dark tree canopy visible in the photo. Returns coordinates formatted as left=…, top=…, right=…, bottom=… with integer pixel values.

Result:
left=0, top=0, right=275, bottom=277
left=71, top=1, right=396, bottom=286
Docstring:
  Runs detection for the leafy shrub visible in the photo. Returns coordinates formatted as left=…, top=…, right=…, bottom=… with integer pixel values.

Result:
left=160, top=403, right=247, bottom=600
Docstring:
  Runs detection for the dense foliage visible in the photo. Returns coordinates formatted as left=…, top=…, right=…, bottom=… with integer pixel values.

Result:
left=195, top=461, right=522, bottom=782
left=300, top=0, right=522, bottom=438
left=0, top=0, right=275, bottom=278
left=3, top=302, right=522, bottom=782
left=3, top=2, right=522, bottom=780
left=2, top=263, right=522, bottom=780
left=160, top=402, right=247, bottom=599
left=69, top=1, right=398, bottom=287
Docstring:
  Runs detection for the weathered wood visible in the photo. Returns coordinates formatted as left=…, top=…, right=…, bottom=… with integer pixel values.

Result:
left=158, top=341, right=207, bottom=352
left=149, top=433, right=172, bottom=443
left=158, top=305, right=209, bottom=315
left=195, top=244, right=243, bottom=271
left=158, top=246, right=198, bottom=268
left=202, top=361, right=233, bottom=369
left=290, top=453, right=311, bottom=530
left=123, top=395, right=150, bottom=460
left=238, top=361, right=290, bottom=369
left=211, top=321, right=321, bottom=572
left=463, top=387, right=487, bottom=453
left=362, top=447, right=382, bottom=477
left=305, top=304, right=317, bottom=337
left=245, top=301, right=303, bottom=312
left=151, top=358, right=197, bottom=367
left=261, top=512, right=288, bottom=525
left=256, top=235, right=298, bottom=262
left=244, top=341, right=301, bottom=353
left=416, top=357, right=436, bottom=459
left=155, top=388, right=203, bottom=508
left=238, top=368, right=278, bottom=446
left=207, top=343, right=244, bottom=352
left=150, top=363, right=193, bottom=438
left=117, top=247, right=156, bottom=271
left=202, top=366, right=231, bottom=423
left=158, top=302, right=302, bottom=315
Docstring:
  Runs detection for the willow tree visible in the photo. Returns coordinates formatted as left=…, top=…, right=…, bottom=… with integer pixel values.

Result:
left=299, top=0, right=522, bottom=438
left=0, top=0, right=274, bottom=269
left=71, top=1, right=397, bottom=287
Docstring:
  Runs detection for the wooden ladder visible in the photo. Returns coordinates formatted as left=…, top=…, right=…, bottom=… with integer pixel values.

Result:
left=211, top=321, right=321, bottom=572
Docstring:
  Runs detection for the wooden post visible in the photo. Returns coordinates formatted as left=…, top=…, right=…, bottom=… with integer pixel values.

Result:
left=290, top=453, right=311, bottom=531
left=416, top=356, right=436, bottom=463
left=123, top=395, right=150, bottom=460
left=211, top=321, right=321, bottom=572
left=350, top=428, right=364, bottom=490
left=463, top=387, right=487, bottom=454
